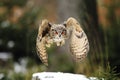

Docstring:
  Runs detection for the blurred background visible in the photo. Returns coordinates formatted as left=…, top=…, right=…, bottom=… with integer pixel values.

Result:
left=0, top=0, right=120, bottom=80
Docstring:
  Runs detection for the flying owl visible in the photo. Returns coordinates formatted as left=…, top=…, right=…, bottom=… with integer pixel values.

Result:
left=36, top=17, right=89, bottom=66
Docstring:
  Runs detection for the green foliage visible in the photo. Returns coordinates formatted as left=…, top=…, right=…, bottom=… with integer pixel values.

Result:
left=0, top=0, right=27, bottom=7
left=0, top=0, right=43, bottom=61
left=0, top=58, right=47, bottom=80
left=93, top=63, right=120, bottom=80
left=76, top=0, right=120, bottom=79
left=10, top=73, right=25, bottom=80
left=104, top=1, right=120, bottom=73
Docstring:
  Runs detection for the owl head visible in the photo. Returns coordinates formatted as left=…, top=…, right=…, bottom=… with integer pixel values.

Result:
left=49, top=23, right=68, bottom=43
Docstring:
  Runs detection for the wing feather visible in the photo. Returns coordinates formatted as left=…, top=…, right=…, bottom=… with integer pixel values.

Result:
left=36, top=19, right=51, bottom=66
left=66, top=17, right=89, bottom=62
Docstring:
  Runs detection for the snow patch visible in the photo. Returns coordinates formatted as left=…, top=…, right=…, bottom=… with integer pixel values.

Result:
left=32, top=72, right=89, bottom=80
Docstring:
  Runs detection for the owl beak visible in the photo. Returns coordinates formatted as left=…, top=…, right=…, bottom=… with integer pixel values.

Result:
left=59, top=35, right=61, bottom=37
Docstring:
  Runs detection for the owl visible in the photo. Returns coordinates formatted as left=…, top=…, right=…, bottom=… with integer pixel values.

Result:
left=36, top=17, right=89, bottom=66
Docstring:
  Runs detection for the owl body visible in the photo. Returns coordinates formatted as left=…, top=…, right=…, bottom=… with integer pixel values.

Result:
left=36, top=17, right=89, bottom=66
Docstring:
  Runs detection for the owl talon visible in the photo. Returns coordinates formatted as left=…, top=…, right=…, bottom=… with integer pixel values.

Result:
left=60, top=40, right=65, bottom=46
left=56, top=42, right=60, bottom=46
left=46, top=44, right=51, bottom=47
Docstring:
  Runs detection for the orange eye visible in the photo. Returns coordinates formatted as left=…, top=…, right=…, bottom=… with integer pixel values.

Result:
left=55, top=31, right=58, bottom=34
left=62, top=31, right=66, bottom=35
left=62, top=31, right=64, bottom=34
left=62, top=30, right=66, bottom=35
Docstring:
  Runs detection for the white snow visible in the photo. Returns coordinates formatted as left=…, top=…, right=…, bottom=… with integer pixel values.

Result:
left=32, top=72, right=104, bottom=80
left=32, top=72, right=89, bottom=80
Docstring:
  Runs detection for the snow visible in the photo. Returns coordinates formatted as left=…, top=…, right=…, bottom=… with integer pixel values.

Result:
left=32, top=72, right=89, bottom=80
left=32, top=72, right=104, bottom=80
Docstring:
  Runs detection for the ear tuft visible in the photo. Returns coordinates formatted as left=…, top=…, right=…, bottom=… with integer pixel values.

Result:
left=63, top=22, right=67, bottom=27
left=48, top=23, right=52, bottom=27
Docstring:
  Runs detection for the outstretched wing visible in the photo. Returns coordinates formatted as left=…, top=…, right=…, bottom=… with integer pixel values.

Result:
left=36, top=19, right=51, bottom=66
left=65, top=17, right=89, bottom=62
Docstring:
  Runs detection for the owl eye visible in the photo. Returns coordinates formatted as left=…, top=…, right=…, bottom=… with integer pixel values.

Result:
left=61, top=31, right=64, bottom=34
left=55, top=31, right=58, bottom=34
left=62, top=30, right=66, bottom=35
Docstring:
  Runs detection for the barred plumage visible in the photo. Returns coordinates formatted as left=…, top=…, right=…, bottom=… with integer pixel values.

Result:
left=36, top=19, right=52, bottom=66
left=65, top=17, right=89, bottom=62
left=36, top=17, right=89, bottom=66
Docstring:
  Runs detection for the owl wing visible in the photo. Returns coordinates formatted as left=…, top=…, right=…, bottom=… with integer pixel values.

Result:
left=65, top=17, right=89, bottom=62
left=36, top=19, right=51, bottom=66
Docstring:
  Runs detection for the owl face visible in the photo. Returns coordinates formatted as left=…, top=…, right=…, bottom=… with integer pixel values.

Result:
left=50, top=24, right=68, bottom=42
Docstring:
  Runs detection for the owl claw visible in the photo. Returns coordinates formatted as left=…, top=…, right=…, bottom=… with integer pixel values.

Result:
left=45, top=39, right=53, bottom=47
left=46, top=44, right=51, bottom=47
left=60, top=40, right=65, bottom=46
left=56, top=42, right=60, bottom=46
left=56, top=40, right=65, bottom=46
